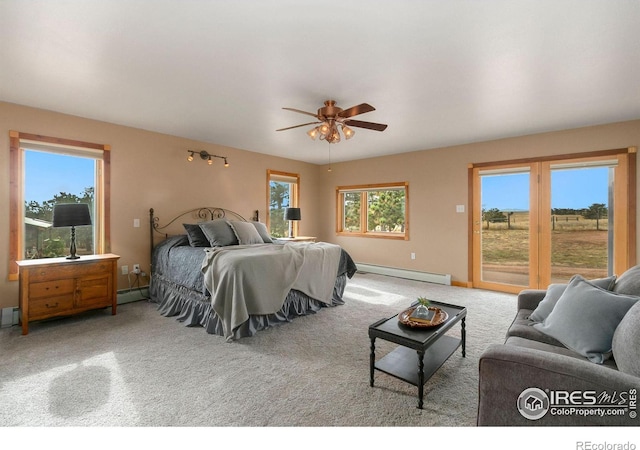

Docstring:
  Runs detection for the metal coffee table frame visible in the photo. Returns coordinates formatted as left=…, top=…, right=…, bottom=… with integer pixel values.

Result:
left=368, top=300, right=466, bottom=409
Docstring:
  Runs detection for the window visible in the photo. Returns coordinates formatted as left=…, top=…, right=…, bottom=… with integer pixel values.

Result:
left=267, top=170, right=300, bottom=238
left=336, top=182, right=409, bottom=239
left=9, top=131, right=111, bottom=280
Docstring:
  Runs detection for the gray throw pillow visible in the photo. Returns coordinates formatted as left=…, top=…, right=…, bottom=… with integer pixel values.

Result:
left=613, top=264, right=640, bottom=296
left=529, top=275, right=617, bottom=323
left=251, top=221, right=273, bottom=243
left=612, top=301, right=640, bottom=377
left=533, top=275, right=640, bottom=364
left=227, top=220, right=264, bottom=245
left=199, top=220, right=238, bottom=247
left=183, top=223, right=210, bottom=247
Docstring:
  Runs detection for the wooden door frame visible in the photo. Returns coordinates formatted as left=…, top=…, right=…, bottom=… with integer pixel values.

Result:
left=469, top=147, right=636, bottom=293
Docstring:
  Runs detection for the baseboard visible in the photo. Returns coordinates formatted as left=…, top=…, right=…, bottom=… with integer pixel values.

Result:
left=355, top=263, right=452, bottom=286
left=117, top=287, right=150, bottom=304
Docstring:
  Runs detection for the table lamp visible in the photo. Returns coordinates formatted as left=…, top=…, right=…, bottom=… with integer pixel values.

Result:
left=284, top=207, right=301, bottom=238
left=52, top=203, right=92, bottom=259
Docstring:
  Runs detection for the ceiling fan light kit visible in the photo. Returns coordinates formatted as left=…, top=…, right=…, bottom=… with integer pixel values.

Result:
left=277, top=100, right=387, bottom=144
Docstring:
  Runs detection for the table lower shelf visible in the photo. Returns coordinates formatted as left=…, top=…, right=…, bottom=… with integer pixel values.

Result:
left=374, top=334, right=461, bottom=386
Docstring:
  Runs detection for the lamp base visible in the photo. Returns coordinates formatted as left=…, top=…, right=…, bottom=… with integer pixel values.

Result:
left=66, top=255, right=81, bottom=260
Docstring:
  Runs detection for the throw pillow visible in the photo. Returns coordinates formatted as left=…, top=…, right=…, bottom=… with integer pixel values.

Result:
left=533, top=275, right=640, bottom=364
left=199, top=220, right=238, bottom=247
left=183, top=223, right=210, bottom=247
left=251, top=221, right=273, bottom=243
left=227, top=220, right=264, bottom=245
left=613, top=264, right=640, bottom=296
left=612, top=301, right=640, bottom=377
left=529, top=275, right=616, bottom=323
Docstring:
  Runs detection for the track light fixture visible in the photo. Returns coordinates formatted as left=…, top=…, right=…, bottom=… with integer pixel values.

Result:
left=186, top=150, right=230, bottom=167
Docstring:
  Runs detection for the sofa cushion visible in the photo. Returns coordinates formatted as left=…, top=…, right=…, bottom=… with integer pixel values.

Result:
left=505, top=336, right=618, bottom=368
left=613, top=264, right=640, bottom=296
left=506, top=309, right=566, bottom=347
left=612, top=302, right=640, bottom=377
left=533, top=275, right=640, bottom=364
left=529, top=275, right=616, bottom=323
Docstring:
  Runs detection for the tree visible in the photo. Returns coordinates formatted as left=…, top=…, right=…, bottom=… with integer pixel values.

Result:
left=482, top=208, right=506, bottom=229
left=582, top=203, right=607, bottom=230
left=367, top=190, right=405, bottom=232
left=269, top=181, right=290, bottom=237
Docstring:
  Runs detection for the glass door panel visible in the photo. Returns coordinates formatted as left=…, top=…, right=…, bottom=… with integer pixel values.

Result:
left=479, top=171, right=530, bottom=286
left=549, top=165, right=612, bottom=283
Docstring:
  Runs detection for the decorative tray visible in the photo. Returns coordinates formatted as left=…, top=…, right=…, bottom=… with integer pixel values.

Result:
left=398, top=306, right=448, bottom=328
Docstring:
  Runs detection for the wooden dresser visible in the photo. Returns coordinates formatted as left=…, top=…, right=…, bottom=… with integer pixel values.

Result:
left=16, top=253, right=120, bottom=335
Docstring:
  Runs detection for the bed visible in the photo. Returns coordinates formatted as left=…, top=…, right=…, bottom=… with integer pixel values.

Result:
left=148, top=207, right=357, bottom=341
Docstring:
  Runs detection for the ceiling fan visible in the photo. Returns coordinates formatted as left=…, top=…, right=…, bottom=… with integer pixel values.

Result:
left=276, top=100, right=387, bottom=143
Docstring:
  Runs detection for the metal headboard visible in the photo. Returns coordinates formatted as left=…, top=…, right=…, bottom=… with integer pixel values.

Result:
left=149, top=207, right=259, bottom=269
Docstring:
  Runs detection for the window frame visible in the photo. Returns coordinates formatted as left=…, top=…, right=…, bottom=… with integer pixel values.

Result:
left=336, top=182, right=409, bottom=240
left=266, top=169, right=300, bottom=238
left=8, top=131, right=111, bottom=280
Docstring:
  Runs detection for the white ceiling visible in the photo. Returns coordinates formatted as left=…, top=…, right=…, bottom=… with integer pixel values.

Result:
left=1, top=1, right=639, bottom=164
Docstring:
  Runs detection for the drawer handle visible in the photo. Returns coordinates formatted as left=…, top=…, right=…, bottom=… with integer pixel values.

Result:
left=45, top=303, right=59, bottom=309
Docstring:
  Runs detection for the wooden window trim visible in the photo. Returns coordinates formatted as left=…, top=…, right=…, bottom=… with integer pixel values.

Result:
left=336, top=181, right=409, bottom=240
left=8, top=131, right=111, bottom=281
left=266, top=169, right=300, bottom=235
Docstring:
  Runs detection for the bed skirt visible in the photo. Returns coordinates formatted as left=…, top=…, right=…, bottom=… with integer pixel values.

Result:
left=149, top=274, right=347, bottom=340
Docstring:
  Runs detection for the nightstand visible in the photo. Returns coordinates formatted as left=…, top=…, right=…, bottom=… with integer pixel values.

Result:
left=275, top=236, right=317, bottom=243
left=16, top=253, right=120, bottom=335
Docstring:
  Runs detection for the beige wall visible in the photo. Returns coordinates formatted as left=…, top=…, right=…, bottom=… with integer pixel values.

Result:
left=0, top=102, right=320, bottom=309
left=1, top=101, right=638, bottom=309
left=318, top=120, right=640, bottom=285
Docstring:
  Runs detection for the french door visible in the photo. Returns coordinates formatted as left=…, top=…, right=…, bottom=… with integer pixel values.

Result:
left=471, top=149, right=635, bottom=294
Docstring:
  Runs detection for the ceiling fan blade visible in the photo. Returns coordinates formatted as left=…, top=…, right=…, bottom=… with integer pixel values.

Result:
left=282, top=107, right=318, bottom=118
left=343, top=119, right=388, bottom=132
left=338, top=103, right=376, bottom=118
left=276, top=121, right=321, bottom=131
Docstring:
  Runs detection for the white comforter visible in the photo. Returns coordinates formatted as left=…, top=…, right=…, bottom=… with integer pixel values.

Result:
left=201, top=242, right=341, bottom=341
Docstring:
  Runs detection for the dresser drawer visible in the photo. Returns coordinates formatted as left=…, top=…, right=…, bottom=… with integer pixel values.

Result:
left=29, top=295, right=75, bottom=317
left=30, top=279, right=75, bottom=299
left=77, top=275, right=112, bottom=309
left=28, top=261, right=113, bottom=282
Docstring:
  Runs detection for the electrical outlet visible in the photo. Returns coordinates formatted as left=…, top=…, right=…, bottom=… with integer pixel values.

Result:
left=133, top=264, right=140, bottom=274
left=411, top=252, right=416, bottom=260
left=121, top=265, right=129, bottom=275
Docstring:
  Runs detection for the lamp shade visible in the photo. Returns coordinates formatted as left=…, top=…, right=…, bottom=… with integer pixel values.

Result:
left=284, top=207, right=301, bottom=221
left=52, top=203, right=92, bottom=227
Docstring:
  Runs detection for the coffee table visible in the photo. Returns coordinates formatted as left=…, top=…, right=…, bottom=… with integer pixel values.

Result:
left=368, top=300, right=466, bottom=409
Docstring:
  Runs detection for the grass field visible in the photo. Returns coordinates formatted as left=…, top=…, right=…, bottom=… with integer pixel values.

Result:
left=481, top=212, right=610, bottom=282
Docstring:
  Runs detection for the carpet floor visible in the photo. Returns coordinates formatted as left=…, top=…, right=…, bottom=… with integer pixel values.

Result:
left=0, top=273, right=517, bottom=427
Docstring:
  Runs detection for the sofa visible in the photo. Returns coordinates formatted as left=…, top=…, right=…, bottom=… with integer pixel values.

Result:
left=477, top=265, right=640, bottom=426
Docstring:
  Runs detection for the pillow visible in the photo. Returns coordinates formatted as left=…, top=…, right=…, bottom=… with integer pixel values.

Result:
left=199, top=220, right=238, bottom=247
left=612, top=301, right=640, bottom=377
left=227, top=220, right=264, bottom=245
left=613, top=264, right=640, bottom=296
left=529, top=275, right=616, bottom=323
left=251, top=221, right=273, bottom=243
left=533, top=275, right=640, bottom=363
left=183, top=223, right=210, bottom=247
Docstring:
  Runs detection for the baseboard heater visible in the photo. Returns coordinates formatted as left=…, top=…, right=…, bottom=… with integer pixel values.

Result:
left=117, top=287, right=150, bottom=305
left=355, top=263, right=452, bottom=286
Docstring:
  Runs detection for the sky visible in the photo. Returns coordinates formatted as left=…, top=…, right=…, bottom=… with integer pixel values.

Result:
left=481, top=167, right=610, bottom=211
left=24, top=148, right=610, bottom=212
left=24, top=150, right=95, bottom=203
